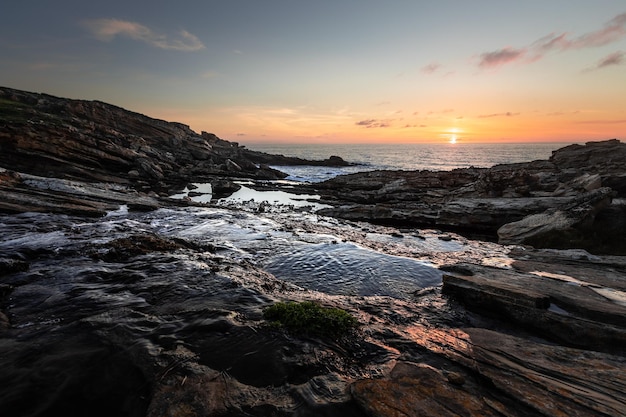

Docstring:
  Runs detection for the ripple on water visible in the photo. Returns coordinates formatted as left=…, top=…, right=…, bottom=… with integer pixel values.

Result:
left=264, top=242, right=442, bottom=298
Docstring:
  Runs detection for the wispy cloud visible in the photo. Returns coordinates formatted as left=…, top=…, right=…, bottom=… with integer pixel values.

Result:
left=420, top=62, right=442, bottom=74
left=569, top=13, right=626, bottom=48
left=575, top=119, right=626, bottom=125
left=83, top=18, right=205, bottom=51
left=355, top=119, right=392, bottom=128
left=478, top=12, right=626, bottom=69
left=477, top=112, right=520, bottom=118
left=594, top=51, right=625, bottom=70
left=478, top=48, right=527, bottom=69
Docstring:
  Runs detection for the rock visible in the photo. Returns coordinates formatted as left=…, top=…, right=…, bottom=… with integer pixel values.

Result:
left=549, top=139, right=626, bottom=174
left=0, top=311, right=9, bottom=330
left=351, top=362, right=517, bottom=417
left=497, top=187, right=614, bottom=248
left=441, top=259, right=626, bottom=351
left=0, top=171, right=160, bottom=217
left=0, top=259, right=28, bottom=276
left=571, top=173, right=602, bottom=191
left=446, top=371, right=465, bottom=386
left=211, top=179, right=241, bottom=197
left=225, top=159, right=242, bottom=172
left=0, top=87, right=347, bottom=198
left=405, top=326, right=626, bottom=417
left=313, top=140, right=626, bottom=254
left=90, top=233, right=190, bottom=261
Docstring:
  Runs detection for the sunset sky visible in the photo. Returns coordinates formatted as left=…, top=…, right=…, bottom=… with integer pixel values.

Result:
left=2, top=1, right=625, bottom=144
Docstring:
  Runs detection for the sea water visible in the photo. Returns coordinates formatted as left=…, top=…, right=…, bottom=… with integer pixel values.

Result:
left=244, top=142, right=575, bottom=182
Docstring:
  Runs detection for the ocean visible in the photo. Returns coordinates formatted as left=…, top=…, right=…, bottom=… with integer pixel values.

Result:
left=244, top=142, right=576, bottom=183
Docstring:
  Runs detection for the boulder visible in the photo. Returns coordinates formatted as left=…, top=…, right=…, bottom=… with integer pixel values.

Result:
left=211, top=179, right=242, bottom=198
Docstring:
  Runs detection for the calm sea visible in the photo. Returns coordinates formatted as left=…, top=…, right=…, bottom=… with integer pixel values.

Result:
left=245, top=142, right=576, bottom=183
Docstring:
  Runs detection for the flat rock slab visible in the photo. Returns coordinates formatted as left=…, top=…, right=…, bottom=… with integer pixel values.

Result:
left=0, top=171, right=159, bottom=216
left=351, top=361, right=525, bottom=417
left=400, top=326, right=626, bottom=417
left=441, top=258, right=626, bottom=351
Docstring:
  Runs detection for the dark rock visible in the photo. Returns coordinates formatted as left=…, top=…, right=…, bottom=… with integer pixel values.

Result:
left=211, top=179, right=242, bottom=198
left=446, top=371, right=465, bottom=386
left=91, top=233, right=189, bottom=261
left=0, top=86, right=348, bottom=200
left=0, top=311, right=9, bottom=330
left=0, top=258, right=29, bottom=276
left=0, top=171, right=160, bottom=217
left=497, top=187, right=614, bottom=248
left=441, top=258, right=626, bottom=352
left=313, top=140, right=626, bottom=254
left=406, top=326, right=626, bottom=417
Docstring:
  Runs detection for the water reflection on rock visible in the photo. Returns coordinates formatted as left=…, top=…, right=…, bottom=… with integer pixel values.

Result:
left=1, top=204, right=623, bottom=416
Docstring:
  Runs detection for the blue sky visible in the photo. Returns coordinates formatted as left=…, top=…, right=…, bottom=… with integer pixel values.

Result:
left=2, top=1, right=626, bottom=143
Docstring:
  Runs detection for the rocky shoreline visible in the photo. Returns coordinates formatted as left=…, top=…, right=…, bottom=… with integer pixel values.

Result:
left=312, top=139, right=626, bottom=255
left=1, top=87, right=625, bottom=417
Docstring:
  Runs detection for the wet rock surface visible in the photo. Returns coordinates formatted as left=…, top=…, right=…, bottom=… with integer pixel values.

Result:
left=1, top=207, right=624, bottom=416
left=313, top=139, right=626, bottom=254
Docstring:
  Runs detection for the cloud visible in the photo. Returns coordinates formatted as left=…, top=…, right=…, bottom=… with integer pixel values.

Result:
left=532, top=33, right=570, bottom=53
left=478, top=12, right=626, bottom=69
left=83, top=18, right=205, bottom=51
left=420, top=63, right=441, bottom=74
left=355, top=119, right=391, bottom=128
left=477, top=112, right=520, bottom=118
left=575, top=119, right=626, bottom=125
left=582, top=50, right=625, bottom=72
left=478, top=47, right=527, bottom=69
left=569, top=12, right=626, bottom=48
left=596, top=51, right=625, bottom=68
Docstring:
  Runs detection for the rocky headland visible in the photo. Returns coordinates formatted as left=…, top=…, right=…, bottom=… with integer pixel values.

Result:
left=1, top=87, right=625, bottom=417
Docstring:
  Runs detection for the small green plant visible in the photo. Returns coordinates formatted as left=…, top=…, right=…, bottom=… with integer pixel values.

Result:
left=263, top=301, right=358, bottom=339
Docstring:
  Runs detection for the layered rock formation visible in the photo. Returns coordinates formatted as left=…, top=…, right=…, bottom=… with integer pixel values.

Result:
left=0, top=86, right=351, bottom=215
left=0, top=86, right=350, bottom=187
left=314, top=139, right=626, bottom=254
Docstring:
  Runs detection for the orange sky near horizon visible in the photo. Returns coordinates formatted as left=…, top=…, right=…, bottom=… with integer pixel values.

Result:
left=153, top=103, right=625, bottom=145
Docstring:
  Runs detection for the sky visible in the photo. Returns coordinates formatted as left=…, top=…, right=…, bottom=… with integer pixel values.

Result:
left=1, top=1, right=626, bottom=144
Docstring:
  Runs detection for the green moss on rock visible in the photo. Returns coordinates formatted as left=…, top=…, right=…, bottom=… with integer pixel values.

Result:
left=263, top=301, right=358, bottom=339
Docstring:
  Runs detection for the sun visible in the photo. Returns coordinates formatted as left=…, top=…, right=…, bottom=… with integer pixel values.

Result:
left=447, top=127, right=460, bottom=144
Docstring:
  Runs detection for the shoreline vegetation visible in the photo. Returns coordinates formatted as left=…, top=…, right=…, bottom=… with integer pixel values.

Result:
left=1, top=86, right=625, bottom=417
